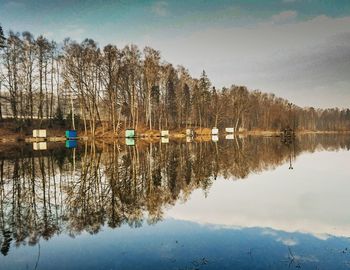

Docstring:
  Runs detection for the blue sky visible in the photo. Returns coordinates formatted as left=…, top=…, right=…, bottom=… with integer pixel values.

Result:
left=1, top=0, right=350, bottom=108
left=1, top=0, right=349, bottom=43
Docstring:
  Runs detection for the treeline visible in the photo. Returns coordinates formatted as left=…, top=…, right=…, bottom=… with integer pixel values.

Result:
left=0, top=26, right=350, bottom=135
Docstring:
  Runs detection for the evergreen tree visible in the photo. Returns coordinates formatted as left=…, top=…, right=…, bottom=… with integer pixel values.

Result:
left=182, top=83, right=191, bottom=127
left=166, top=70, right=177, bottom=127
left=0, top=25, right=6, bottom=49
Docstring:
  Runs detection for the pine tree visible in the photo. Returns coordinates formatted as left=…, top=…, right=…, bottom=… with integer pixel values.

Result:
left=0, top=25, right=5, bottom=48
left=0, top=24, right=5, bottom=120
left=166, top=72, right=177, bottom=127
left=182, top=83, right=191, bottom=127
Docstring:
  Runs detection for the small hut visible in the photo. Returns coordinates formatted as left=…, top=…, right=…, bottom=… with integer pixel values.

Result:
left=186, top=129, right=194, bottom=137
left=225, top=127, right=234, bottom=133
left=161, top=130, right=169, bottom=137
left=125, top=129, right=135, bottom=138
left=211, top=127, right=219, bottom=135
left=66, top=130, right=77, bottom=139
left=33, top=129, right=47, bottom=138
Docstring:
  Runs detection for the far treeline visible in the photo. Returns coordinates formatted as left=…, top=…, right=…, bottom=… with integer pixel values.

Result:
left=0, top=25, right=349, bottom=136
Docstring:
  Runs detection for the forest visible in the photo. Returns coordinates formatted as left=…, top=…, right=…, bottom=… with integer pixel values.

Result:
left=1, top=25, right=350, bottom=136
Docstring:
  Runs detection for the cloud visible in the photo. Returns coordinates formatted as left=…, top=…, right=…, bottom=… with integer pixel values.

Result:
left=250, top=29, right=350, bottom=107
left=3, top=0, right=26, bottom=10
left=276, top=237, right=298, bottom=246
left=261, top=229, right=278, bottom=236
left=138, top=14, right=350, bottom=108
left=271, top=10, right=298, bottom=24
left=151, top=1, right=168, bottom=17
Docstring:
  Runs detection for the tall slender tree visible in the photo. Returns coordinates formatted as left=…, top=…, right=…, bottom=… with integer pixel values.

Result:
left=0, top=24, right=6, bottom=120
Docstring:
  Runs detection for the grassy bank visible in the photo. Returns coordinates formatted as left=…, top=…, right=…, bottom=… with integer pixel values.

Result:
left=1, top=119, right=350, bottom=143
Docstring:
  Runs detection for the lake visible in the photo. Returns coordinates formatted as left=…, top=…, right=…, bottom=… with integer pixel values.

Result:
left=0, top=134, right=350, bottom=270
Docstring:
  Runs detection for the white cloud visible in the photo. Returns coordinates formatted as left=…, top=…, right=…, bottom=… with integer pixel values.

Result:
left=277, top=237, right=298, bottom=246
left=134, top=15, right=350, bottom=108
left=261, top=229, right=278, bottom=236
left=3, top=1, right=25, bottom=10
left=271, top=10, right=298, bottom=23
left=151, top=1, right=169, bottom=17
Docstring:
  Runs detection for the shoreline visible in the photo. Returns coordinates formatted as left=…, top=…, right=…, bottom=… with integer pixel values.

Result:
left=0, top=129, right=350, bottom=144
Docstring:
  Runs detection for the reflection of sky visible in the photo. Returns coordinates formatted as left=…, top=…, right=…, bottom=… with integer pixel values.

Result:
left=2, top=219, right=350, bottom=270
left=167, top=150, right=350, bottom=238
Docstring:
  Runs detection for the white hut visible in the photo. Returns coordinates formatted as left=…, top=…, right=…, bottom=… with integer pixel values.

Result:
left=32, top=129, right=47, bottom=138
left=161, top=130, right=169, bottom=137
left=211, top=128, right=219, bottom=135
left=225, top=127, right=234, bottom=133
left=125, top=129, right=135, bottom=138
left=186, top=129, right=194, bottom=137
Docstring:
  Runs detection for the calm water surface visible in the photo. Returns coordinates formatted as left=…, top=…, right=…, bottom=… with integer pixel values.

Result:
left=0, top=135, right=350, bottom=270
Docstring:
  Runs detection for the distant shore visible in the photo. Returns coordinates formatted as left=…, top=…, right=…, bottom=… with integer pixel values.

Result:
left=1, top=125, right=349, bottom=144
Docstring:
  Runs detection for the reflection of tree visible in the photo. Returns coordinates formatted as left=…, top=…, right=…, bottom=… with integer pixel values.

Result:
left=0, top=134, right=349, bottom=255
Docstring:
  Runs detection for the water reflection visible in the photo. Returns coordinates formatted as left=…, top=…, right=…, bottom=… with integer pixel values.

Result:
left=0, top=134, right=349, bottom=261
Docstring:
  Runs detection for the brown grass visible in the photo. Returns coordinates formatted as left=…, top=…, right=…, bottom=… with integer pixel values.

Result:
left=194, top=128, right=212, bottom=136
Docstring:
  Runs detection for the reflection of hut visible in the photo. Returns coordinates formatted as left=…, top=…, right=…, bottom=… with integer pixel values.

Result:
left=238, top=134, right=247, bottom=139
left=211, top=127, right=219, bottom=135
left=125, top=129, right=135, bottom=138
left=225, top=134, right=234, bottom=140
left=282, top=127, right=294, bottom=136
left=281, top=127, right=295, bottom=144
left=66, top=140, right=77, bottom=149
left=33, top=142, right=47, bottom=151
left=161, top=130, right=169, bottom=137
left=161, top=137, right=169, bottom=144
left=126, top=137, right=135, bottom=146
left=212, top=135, right=219, bottom=142
left=186, top=136, right=193, bottom=143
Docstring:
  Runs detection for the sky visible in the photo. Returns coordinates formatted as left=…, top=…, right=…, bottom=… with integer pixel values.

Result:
left=0, top=0, right=349, bottom=108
